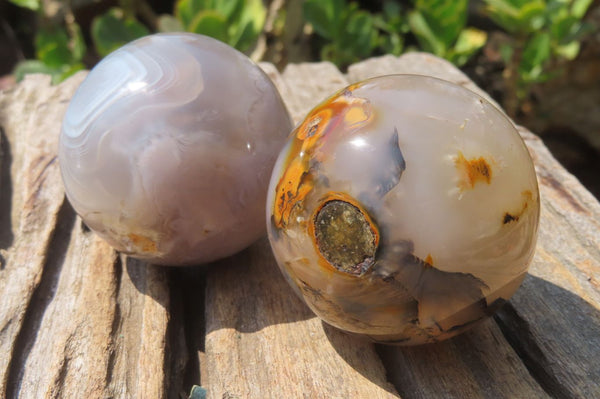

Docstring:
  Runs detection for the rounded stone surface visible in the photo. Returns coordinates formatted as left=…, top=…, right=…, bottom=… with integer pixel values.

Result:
left=266, top=75, right=540, bottom=345
left=60, top=33, right=292, bottom=265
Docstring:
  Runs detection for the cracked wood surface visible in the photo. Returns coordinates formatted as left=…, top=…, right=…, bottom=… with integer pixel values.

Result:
left=0, top=53, right=599, bottom=398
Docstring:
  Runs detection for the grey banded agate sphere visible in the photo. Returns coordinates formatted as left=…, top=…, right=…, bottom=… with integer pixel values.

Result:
left=60, top=33, right=292, bottom=265
left=267, top=75, right=540, bottom=345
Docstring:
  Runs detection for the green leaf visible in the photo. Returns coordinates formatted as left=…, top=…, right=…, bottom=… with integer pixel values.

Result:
left=303, top=0, right=345, bottom=39
left=55, top=62, right=85, bottom=84
left=320, top=43, right=337, bottom=63
left=228, top=20, right=254, bottom=50
left=554, top=18, right=594, bottom=44
left=379, top=1, right=407, bottom=34
left=516, top=1, right=546, bottom=30
left=519, top=32, right=551, bottom=82
left=9, top=0, right=39, bottom=10
left=158, top=14, right=185, bottom=32
left=321, top=45, right=356, bottom=69
left=228, top=0, right=265, bottom=51
left=413, top=0, right=468, bottom=49
left=449, top=28, right=487, bottom=66
left=175, top=0, right=244, bottom=28
left=484, top=0, right=522, bottom=20
left=70, top=23, right=87, bottom=62
left=571, top=0, right=593, bottom=18
left=13, top=60, right=54, bottom=82
left=383, top=0, right=401, bottom=21
left=189, top=10, right=229, bottom=43
left=554, top=41, right=580, bottom=60
left=13, top=60, right=84, bottom=84
left=175, top=0, right=211, bottom=28
left=408, top=10, right=446, bottom=56
left=342, top=11, right=376, bottom=58
left=214, top=0, right=243, bottom=21
left=35, top=27, right=73, bottom=68
left=453, top=28, right=487, bottom=53
left=483, top=0, right=545, bottom=34
left=175, top=0, right=263, bottom=51
left=92, top=8, right=150, bottom=57
left=499, top=43, right=514, bottom=64
left=372, top=14, right=387, bottom=31
left=35, top=23, right=86, bottom=67
left=381, top=32, right=403, bottom=55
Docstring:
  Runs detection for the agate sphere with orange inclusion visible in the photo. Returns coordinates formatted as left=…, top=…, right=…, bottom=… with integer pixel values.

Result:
left=266, top=75, right=540, bottom=345
left=59, top=33, right=292, bottom=265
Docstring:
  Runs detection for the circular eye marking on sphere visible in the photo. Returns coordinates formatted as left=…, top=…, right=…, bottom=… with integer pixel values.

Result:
left=313, top=196, right=379, bottom=276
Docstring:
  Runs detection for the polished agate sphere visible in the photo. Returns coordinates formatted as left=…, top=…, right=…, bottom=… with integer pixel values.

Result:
left=60, top=33, right=292, bottom=265
left=266, top=75, right=539, bottom=345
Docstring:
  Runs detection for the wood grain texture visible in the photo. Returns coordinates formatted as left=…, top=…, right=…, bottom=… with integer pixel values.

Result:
left=0, top=54, right=598, bottom=399
left=495, top=127, right=600, bottom=398
left=204, top=238, right=397, bottom=398
left=0, top=74, right=173, bottom=398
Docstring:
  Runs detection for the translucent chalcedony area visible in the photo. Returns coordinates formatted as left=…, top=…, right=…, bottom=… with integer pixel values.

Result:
left=266, top=75, right=540, bottom=345
left=59, top=33, right=292, bottom=265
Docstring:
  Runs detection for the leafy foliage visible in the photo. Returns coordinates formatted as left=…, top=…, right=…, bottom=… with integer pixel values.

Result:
left=375, top=1, right=407, bottom=56
left=409, top=0, right=487, bottom=66
left=172, top=0, right=266, bottom=52
left=8, top=0, right=39, bottom=11
left=304, top=0, right=485, bottom=69
left=486, top=0, right=593, bottom=80
left=7, top=0, right=596, bottom=97
left=484, top=0, right=547, bottom=34
left=303, top=0, right=407, bottom=68
left=483, top=0, right=594, bottom=113
left=15, top=23, right=86, bottom=84
left=92, top=8, right=150, bottom=57
left=11, top=0, right=266, bottom=84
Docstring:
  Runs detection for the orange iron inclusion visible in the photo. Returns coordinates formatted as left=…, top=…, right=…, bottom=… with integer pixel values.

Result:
left=272, top=87, right=374, bottom=229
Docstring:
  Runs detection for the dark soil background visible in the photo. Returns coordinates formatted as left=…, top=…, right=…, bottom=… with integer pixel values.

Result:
left=1, top=0, right=599, bottom=198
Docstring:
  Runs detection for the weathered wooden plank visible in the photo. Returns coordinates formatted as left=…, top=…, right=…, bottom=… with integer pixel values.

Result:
left=0, top=74, right=173, bottom=398
left=377, top=320, right=548, bottom=398
left=204, top=238, right=397, bottom=398
left=495, top=129, right=600, bottom=398
left=203, top=63, right=398, bottom=398
left=0, top=53, right=598, bottom=399
left=16, top=213, right=116, bottom=398
left=0, top=75, right=80, bottom=398
left=349, top=53, right=600, bottom=398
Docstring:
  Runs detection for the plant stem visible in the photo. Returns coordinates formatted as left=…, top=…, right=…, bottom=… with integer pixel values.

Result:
left=135, top=0, right=158, bottom=31
left=251, top=0, right=286, bottom=61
